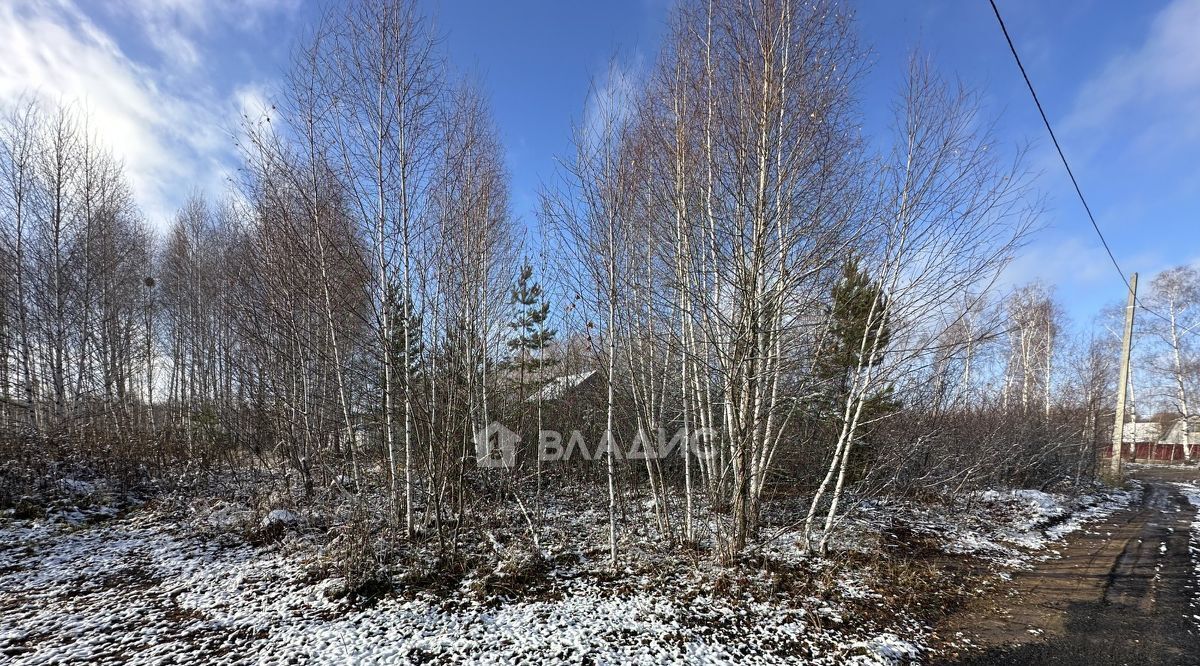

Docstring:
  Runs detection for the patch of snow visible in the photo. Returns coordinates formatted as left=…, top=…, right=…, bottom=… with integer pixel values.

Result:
left=0, top=511, right=922, bottom=665
left=1172, top=481, right=1200, bottom=632
left=191, top=499, right=254, bottom=531
left=845, top=632, right=921, bottom=665
left=935, top=485, right=1139, bottom=564
left=260, top=508, right=300, bottom=529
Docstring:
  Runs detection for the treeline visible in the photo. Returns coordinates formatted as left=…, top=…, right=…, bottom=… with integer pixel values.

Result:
left=0, top=0, right=1137, bottom=563
left=0, top=99, right=152, bottom=453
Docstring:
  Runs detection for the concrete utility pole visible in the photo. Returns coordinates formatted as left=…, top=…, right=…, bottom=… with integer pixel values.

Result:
left=1110, top=272, right=1138, bottom=477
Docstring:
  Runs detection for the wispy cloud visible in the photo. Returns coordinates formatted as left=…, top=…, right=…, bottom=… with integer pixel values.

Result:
left=101, top=0, right=298, bottom=70
left=1064, top=0, right=1200, bottom=160
left=1005, top=0, right=1200, bottom=322
left=580, top=54, right=643, bottom=153
left=0, top=0, right=293, bottom=225
left=1000, top=234, right=1116, bottom=293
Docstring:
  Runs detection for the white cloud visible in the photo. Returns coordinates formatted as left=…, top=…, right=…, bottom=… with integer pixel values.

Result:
left=0, top=0, right=290, bottom=225
left=1000, top=234, right=1117, bottom=292
left=233, top=83, right=273, bottom=122
left=1016, top=0, right=1200, bottom=322
left=102, top=0, right=298, bottom=70
left=1064, top=0, right=1200, bottom=154
left=580, top=55, right=643, bottom=153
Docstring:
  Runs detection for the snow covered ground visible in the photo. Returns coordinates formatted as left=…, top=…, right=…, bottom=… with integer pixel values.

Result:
left=0, top=483, right=1137, bottom=665
left=810, top=484, right=1140, bottom=569
left=0, top=512, right=919, bottom=664
left=929, top=486, right=1140, bottom=565
left=1173, top=481, right=1200, bottom=631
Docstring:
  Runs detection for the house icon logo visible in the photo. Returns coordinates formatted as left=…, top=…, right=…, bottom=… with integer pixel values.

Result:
left=474, top=421, right=519, bottom=468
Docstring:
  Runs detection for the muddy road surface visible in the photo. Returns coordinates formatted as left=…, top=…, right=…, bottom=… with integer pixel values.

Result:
left=934, top=466, right=1199, bottom=665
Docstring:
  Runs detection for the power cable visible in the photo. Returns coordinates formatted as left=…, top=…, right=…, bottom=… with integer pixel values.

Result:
left=989, top=0, right=1197, bottom=336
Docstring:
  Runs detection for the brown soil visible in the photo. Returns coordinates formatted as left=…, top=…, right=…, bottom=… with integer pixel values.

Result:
left=931, top=466, right=1200, bottom=665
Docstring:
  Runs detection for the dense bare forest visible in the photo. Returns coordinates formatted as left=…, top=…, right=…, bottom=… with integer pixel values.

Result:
left=2, top=2, right=1199, bottom=662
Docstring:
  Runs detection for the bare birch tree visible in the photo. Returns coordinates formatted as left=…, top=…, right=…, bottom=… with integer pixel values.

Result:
left=803, top=58, right=1035, bottom=553
left=1145, top=266, right=1200, bottom=461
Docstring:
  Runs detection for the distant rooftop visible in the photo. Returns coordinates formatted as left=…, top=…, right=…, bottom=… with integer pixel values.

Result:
left=526, top=370, right=599, bottom=403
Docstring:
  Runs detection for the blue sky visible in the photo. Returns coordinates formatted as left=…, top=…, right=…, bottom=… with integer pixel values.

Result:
left=3, top=0, right=1197, bottom=326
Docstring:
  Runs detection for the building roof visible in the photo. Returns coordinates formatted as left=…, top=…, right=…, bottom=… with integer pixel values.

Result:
left=526, top=370, right=600, bottom=403
left=1124, top=417, right=1199, bottom=444
left=1123, top=421, right=1162, bottom=443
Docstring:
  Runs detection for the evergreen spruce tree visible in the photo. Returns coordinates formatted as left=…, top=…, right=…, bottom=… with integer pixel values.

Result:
left=385, top=282, right=424, bottom=382
left=507, top=259, right=557, bottom=379
left=814, top=258, right=899, bottom=478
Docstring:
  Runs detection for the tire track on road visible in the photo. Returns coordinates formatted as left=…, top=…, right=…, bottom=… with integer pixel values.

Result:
left=934, top=467, right=1199, bottom=665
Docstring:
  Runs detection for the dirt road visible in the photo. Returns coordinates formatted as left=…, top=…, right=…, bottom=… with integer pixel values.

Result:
left=934, top=466, right=1200, bottom=665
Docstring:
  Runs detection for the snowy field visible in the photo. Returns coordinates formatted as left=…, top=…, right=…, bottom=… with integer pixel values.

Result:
left=0, top=484, right=1137, bottom=665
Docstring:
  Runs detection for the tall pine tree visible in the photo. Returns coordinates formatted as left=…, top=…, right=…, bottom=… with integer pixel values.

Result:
left=814, top=259, right=899, bottom=478
left=507, top=259, right=556, bottom=377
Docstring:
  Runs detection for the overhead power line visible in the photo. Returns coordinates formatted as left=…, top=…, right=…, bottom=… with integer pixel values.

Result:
left=988, top=0, right=1127, bottom=286
left=988, top=0, right=1197, bottom=336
